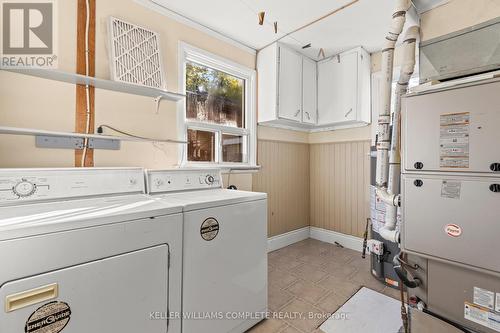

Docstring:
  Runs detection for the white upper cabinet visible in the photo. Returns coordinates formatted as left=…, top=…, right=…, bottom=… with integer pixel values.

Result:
left=302, top=57, right=317, bottom=124
left=257, top=43, right=314, bottom=129
left=278, top=47, right=303, bottom=122
left=318, top=47, right=371, bottom=127
left=257, top=43, right=370, bottom=132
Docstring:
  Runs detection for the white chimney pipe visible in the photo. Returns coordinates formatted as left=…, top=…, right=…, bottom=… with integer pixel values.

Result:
left=378, top=26, right=419, bottom=243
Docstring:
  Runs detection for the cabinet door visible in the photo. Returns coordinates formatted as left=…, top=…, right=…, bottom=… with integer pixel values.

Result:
left=317, top=58, right=336, bottom=125
left=278, top=46, right=303, bottom=122
left=339, top=51, right=358, bottom=122
left=302, top=57, right=317, bottom=124
left=317, top=52, right=358, bottom=125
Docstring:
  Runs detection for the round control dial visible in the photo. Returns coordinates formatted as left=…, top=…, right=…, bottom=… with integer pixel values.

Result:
left=13, top=180, right=36, bottom=197
left=205, top=175, right=215, bottom=185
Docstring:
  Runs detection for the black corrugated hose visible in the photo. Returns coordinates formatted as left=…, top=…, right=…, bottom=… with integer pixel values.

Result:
left=393, top=252, right=421, bottom=289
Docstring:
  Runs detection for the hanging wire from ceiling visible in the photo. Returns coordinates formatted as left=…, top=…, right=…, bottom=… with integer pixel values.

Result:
left=255, top=0, right=360, bottom=56
left=237, top=0, right=308, bottom=47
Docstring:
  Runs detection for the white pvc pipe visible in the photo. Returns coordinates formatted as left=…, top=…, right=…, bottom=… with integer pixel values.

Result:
left=375, top=0, right=410, bottom=188
left=378, top=26, right=419, bottom=243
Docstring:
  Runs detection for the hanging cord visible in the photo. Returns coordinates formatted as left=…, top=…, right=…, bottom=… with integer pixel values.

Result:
left=80, top=0, right=91, bottom=167
left=227, top=168, right=232, bottom=186
left=361, top=218, right=370, bottom=258
left=226, top=168, right=237, bottom=190
left=97, top=124, right=187, bottom=144
left=400, top=253, right=409, bottom=333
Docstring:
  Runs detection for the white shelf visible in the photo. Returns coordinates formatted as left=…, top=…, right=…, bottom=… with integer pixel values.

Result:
left=1, top=68, right=185, bottom=101
left=0, top=126, right=187, bottom=144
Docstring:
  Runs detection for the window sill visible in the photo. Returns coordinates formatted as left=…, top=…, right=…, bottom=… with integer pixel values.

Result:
left=221, top=165, right=261, bottom=174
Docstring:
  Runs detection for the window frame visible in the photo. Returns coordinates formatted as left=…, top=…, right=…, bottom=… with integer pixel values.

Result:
left=178, top=42, right=257, bottom=168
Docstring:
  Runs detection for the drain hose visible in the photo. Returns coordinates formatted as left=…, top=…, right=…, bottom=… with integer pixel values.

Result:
left=393, top=252, right=421, bottom=289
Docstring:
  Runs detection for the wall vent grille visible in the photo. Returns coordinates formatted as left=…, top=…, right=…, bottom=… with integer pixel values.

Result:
left=108, top=17, right=165, bottom=89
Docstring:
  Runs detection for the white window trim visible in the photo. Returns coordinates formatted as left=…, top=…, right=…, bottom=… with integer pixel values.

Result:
left=177, top=42, right=257, bottom=169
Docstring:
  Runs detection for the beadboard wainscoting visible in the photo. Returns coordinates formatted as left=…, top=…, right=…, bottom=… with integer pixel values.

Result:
left=253, top=140, right=310, bottom=237
left=310, top=140, right=371, bottom=238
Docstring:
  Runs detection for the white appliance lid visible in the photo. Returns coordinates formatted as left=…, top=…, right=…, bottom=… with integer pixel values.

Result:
left=0, top=194, right=182, bottom=240
left=153, top=189, right=267, bottom=211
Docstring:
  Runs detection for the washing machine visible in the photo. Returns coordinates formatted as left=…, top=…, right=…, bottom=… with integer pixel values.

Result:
left=146, top=169, right=268, bottom=333
left=0, top=168, right=183, bottom=333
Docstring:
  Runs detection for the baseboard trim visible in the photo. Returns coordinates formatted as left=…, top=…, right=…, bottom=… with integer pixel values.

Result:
left=267, top=227, right=364, bottom=253
left=267, top=227, right=310, bottom=252
left=309, top=227, right=363, bottom=253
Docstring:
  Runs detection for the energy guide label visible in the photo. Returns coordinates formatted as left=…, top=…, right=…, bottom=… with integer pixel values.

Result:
left=440, top=112, right=470, bottom=168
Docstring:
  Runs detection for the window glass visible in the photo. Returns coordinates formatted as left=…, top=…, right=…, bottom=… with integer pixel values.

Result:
left=222, top=134, right=247, bottom=163
left=187, top=129, right=215, bottom=162
left=186, top=62, right=245, bottom=128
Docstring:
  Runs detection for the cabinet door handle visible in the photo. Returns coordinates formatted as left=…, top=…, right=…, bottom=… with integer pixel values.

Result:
left=345, top=108, right=353, bottom=118
left=294, top=110, right=301, bottom=117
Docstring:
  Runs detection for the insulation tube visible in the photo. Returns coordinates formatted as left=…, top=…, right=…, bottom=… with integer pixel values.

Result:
left=378, top=26, right=419, bottom=243
left=375, top=0, right=410, bottom=188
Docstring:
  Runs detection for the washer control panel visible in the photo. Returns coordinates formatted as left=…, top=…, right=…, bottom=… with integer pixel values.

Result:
left=0, top=168, right=145, bottom=205
left=146, top=169, right=222, bottom=194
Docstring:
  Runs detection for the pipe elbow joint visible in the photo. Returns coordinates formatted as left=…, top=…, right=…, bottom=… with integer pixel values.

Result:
left=389, top=17, right=406, bottom=36
left=379, top=227, right=399, bottom=244
left=404, top=26, right=420, bottom=41
left=394, top=0, right=411, bottom=13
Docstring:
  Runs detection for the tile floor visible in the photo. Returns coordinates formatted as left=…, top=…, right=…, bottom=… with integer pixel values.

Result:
left=247, top=238, right=401, bottom=333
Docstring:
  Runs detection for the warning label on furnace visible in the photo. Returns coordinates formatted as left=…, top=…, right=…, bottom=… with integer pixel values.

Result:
left=465, top=302, right=500, bottom=332
left=440, top=112, right=470, bottom=168
left=474, top=287, right=495, bottom=310
left=441, top=181, right=461, bottom=199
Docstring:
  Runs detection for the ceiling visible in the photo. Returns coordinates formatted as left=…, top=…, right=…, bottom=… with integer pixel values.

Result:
left=150, top=0, right=421, bottom=60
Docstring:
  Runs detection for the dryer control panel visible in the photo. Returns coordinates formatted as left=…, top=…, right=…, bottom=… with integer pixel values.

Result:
left=146, top=169, right=222, bottom=194
left=0, top=168, right=144, bottom=205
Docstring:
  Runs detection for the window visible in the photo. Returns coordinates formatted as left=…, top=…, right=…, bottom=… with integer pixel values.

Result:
left=179, top=43, right=256, bottom=167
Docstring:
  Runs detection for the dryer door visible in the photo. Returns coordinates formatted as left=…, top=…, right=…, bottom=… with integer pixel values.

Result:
left=1, top=245, right=169, bottom=333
